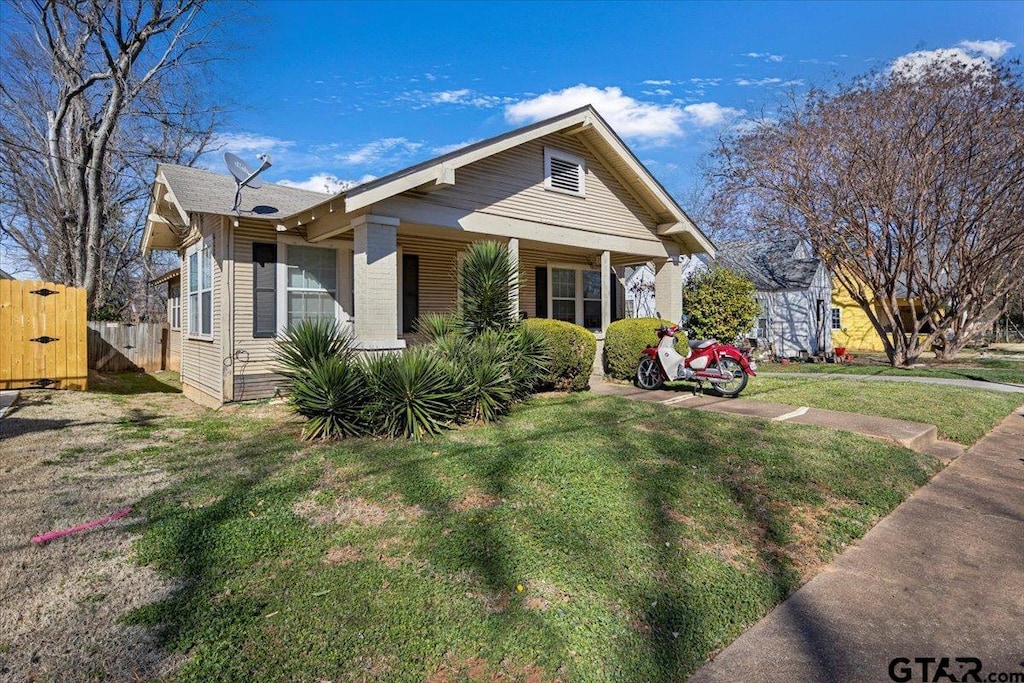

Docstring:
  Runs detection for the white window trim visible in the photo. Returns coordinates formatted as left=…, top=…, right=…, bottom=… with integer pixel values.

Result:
left=831, top=307, right=842, bottom=330
left=275, top=235, right=353, bottom=337
left=168, top=282, right=181, bottom=331
left=547, top=263, right=602, bottom=330
left=186, top=237, right=214, bottom=341
left=544, top=147, right=586, bottom=197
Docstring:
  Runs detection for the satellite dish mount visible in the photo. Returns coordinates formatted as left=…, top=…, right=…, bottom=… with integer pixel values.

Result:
left=224, top=152, right=272, bottom=212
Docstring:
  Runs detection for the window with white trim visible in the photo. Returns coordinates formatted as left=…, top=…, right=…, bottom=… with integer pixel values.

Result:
left=168, top=281, right=181, bottom=330
left=544, top=147, right=586, bottom=197
left=187, top=237, right=213, bottom=338
left=831, top=307, right=842, bottom=330
left=286, top=245, right=338, bottom=328
left=548, top=265, right=602, bottom=330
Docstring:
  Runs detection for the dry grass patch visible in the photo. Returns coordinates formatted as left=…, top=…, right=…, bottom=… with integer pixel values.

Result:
left=454, top=488, right=503, bottom=512
left=323, top=545, right=364, bottom=565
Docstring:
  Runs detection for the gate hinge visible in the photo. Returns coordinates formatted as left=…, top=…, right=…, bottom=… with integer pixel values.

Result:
left=29, top=288, right=60, bottom=297
left=30, top=336, right=60, bottom=344
left=31, top=378, right=58, bottom=388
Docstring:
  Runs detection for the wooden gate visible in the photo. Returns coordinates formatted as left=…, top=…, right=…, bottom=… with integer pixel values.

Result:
left=87, top=321, right=168, bottom=372
left=0, top=279, right=88, bottom=390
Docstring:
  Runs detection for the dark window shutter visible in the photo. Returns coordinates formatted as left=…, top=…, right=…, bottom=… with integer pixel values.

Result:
left=610, top=271, right=620, bottom=322
left=535, top=266, right=547, bottom=318
left=253, top=243, right=277, bottom=338
left=402, top=254, right=419, bottom=333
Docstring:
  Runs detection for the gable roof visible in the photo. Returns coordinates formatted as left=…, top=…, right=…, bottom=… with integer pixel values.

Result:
left=718, top=239, right=825, bottom=291
left=144, top=105, right=714, bottom=256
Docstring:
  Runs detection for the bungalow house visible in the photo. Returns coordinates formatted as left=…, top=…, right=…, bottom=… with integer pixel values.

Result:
left=717, top=239, right=832, bottom=358
left=142, top=106, right=715, bottom=406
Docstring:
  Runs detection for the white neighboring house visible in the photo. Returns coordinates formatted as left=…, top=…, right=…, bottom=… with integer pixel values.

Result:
left=623, top=255, right=708, bottom=319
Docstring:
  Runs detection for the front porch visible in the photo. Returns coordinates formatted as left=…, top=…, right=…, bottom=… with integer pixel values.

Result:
left=344, top=217, right=688, bottom=351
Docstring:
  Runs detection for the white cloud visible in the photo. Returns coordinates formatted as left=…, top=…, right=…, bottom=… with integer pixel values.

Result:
left=432, top=139, right=481, bottom=155
left=744, top=52, right=784, bottom=62
left=211, top=132, right=295, bottom=156
left=690, top=78, right=722, bottom=86
left=416, top=89, right=514, bottom=108
left=642, top=79, right=674, bottom=85
left=653, top=88, right=672, bottom=96
left=505, top=85, right=686, bottom=141
left=339, top=137, right=423, bottom=165
left=683, top=102, right=744, bottom=127
left=958, top=39, right=1014, bottom=59
left=278, top=173, right=378, bottom=194
left=889, top=48, right=991, bottom=79
left=735, top=77, right=782, bottom=87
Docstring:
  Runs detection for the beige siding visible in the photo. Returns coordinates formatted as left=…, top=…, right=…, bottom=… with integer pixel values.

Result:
left=397, top=233, right=462, bottom=318
left=417, top=132, right=659, bottom=242
left=180, top=213, right=223, bottom=401
left=167, top=324, right=181, bottom=372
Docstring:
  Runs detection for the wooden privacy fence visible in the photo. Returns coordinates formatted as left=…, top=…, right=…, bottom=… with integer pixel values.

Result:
left=88, top=321, right=169, bottom=372
left=0, top=279, right=88, bottom=390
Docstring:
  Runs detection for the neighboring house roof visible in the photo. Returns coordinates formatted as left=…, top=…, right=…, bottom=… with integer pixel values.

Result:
left=149, top=267, right=181, bottom=285
left=144, top=105, right=714, bottom=257
left=0, top=268, right=12, bottom=280
left=718, top=239, right=824, bottom=291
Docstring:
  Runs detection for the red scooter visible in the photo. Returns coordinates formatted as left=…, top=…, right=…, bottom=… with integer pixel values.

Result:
left=636, top=316, right=757, bottom=397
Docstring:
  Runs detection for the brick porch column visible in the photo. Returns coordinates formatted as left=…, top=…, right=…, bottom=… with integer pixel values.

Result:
left=352, top=215, right=405, bottom=350
left=654, top=252, right=684, bottom=324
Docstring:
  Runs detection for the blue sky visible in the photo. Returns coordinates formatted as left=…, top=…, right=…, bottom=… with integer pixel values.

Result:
left=205, top=0, right=1023, bottom=203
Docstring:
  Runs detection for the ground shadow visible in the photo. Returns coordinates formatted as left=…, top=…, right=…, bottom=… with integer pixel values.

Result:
left=88, top=372, right=181, bottom=395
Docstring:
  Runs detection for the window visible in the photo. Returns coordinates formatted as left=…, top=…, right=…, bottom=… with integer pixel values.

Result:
left=544, top=147, right=586, bottom=197
left=187, top=237, right=213, bottom=338
left=831, top=307, right=842, bottom=330
left=551, top=267, right=576, bottom=322
left=548, top=265, right=603, bottom=330
left=286, top=245, right=338, bottom=328
left=401, top=254, right=419, bottom=334
left=168, top=281, right=181, bottom=330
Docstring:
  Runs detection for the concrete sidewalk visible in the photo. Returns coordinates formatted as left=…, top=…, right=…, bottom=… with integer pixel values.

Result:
left=689, top=405, right=1024, bottom=682
left=590, top=382, right=965, bottom=460
left=760, top=371, right=1024, bottom=393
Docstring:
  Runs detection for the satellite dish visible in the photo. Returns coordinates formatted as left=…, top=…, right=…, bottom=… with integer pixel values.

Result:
left=225, top=152, right=272, bottom=211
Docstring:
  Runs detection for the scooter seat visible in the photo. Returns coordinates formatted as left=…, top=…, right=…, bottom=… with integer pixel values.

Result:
left=688, top=339, right=717, bottom=350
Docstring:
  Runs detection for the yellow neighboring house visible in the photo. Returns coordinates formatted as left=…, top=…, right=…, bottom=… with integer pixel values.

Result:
left=830, top=278, right=933, bottom=352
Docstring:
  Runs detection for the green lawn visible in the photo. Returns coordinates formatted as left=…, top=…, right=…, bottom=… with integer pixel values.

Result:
left=758, top=355, right=1024, bottom=386
left=95, top=392, right=943, bottom=682
left=742, top=376, right=1022, bottom=444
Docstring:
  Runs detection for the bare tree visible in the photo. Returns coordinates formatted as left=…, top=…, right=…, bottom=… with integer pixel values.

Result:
left=709, top=57, right=1024, bottom=366
left=0, top=0, right=223, bottom=316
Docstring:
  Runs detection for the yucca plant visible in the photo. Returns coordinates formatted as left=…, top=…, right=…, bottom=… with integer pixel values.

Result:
left=506, top=323, right=551, bottom=399
left=458, top=241, right=518, bottom=337
left=416, top=311, right=463, bottom=344
left=275, top=319, right=355, bottom=381
left=365, top=348, right=463, bottom=440
left=459, top=330, right=515, bottom=422
left=289, top=355, right=370, bottom=439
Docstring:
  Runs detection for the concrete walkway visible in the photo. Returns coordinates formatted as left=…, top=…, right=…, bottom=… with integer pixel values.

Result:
left=590, top=382, right=965, bottom=460
left=0, top=390, right=17, bottom=419
left=761, top=371, right=1024, bottom=393
left=690, top=404, right=1024, bottom=682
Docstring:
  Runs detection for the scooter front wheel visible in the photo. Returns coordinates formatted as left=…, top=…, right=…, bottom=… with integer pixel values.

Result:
left=636, top=357, right=665, bottom=390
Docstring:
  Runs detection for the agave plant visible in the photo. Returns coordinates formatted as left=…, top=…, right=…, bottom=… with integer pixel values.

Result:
left=365, top=348, right=463, bottom=439
left=275, top=319, right=355, bottom=381
left=506, top=323, right=551, bottom=400
left=458, top=241, right=518, bottom=337
left=416, top=311, right=463, bottom=344
left=288, top=355, right=370, bottom=439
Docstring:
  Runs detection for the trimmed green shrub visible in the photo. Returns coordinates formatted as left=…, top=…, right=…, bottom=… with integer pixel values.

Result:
left=365, top=348, right=463, bottom=440
left=523, top=318, right=596, bottom=392
left=682, top=267, right=760, bottom=343
left=604, top=317, right=677, bottom=380
left=458, top=241, right=518, bottom=336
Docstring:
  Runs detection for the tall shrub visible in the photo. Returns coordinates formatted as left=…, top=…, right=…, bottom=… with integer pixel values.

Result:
left=604, top=317, right=676, bottom=380
left=458, top=241, right=518, bottom=336
left=682, top=268, right=760, bottom=342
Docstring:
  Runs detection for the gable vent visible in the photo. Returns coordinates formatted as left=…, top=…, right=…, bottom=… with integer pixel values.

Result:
left=544, top=147, right=586, bottom=197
